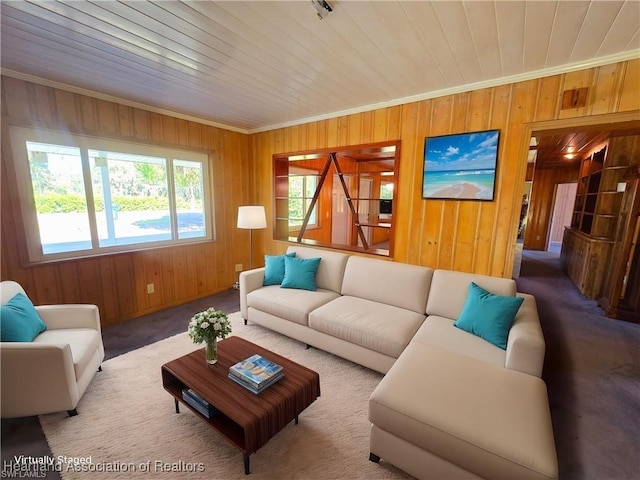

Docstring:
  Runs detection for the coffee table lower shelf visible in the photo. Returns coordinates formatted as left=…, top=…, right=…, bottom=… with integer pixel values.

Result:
left=163, top=383, right=249, bottom=472
left=161, top=336, right=320, bottom=475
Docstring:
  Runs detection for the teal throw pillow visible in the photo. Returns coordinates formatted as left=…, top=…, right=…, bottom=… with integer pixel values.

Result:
left=281, top=256, right=321, bottom=291
left=263, top=252, right=296, bottom=286
left=453, top=282, right=524, bottom=350
left=1, top=293, right=47, bottom=342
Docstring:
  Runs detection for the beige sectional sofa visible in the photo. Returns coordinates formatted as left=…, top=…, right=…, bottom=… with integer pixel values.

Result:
left=239, top=245, right=558, bottom=480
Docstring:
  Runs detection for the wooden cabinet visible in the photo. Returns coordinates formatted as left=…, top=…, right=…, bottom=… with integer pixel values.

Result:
left=561, top=228, right=613, bottom=299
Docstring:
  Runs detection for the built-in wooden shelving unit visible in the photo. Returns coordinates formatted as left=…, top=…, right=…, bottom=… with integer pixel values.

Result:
left=563, top=145, right=618, bottom=299
left=570, top=146, right=627, bottom=239
left=562, top=137, right=640, bottom=310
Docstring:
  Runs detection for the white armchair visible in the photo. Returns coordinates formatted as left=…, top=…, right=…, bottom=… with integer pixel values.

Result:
left=1, top=281, right=105, bottom=418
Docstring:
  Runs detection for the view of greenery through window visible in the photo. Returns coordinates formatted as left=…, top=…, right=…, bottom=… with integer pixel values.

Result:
left=18, top=133, right=209, bottom=259
left=288, top=173, right=318, bottom=228
left=380, top=182, right=393, bottom=199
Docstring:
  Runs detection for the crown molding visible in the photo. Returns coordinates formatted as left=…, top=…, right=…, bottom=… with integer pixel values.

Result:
left=3, top=48, right=639, bottom=136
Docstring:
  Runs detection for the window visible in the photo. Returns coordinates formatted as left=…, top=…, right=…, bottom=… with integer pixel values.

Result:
left=288, top=168, right=318, bottom=229
left=273, top=141, right=399, bottom=257
left=10, top=127, right=211, bottom=262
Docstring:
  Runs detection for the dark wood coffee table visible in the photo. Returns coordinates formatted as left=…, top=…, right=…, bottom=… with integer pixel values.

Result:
left=161, top=336, right=320, bottom=475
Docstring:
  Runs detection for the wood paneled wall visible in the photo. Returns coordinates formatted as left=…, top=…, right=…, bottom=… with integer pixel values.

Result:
left=252, top=59, right=640, bottom=277
left=1, top=59, right=639, bottom=325
left=524, top=165, right=581, bottom=250
left=1, top=76, right=251, bottom=326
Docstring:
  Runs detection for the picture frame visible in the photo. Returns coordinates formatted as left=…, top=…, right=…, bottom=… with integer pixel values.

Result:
left=422, top=130, right=500, bottom=201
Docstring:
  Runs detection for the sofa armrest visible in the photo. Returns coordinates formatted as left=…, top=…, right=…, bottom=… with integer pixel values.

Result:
left=505, top=293, right=545, bottom=377
left=0, top=343, right=79, bottom=417
left=36, top=304, right=102, bottom=332
left=239, top=268, right=265, bottom=320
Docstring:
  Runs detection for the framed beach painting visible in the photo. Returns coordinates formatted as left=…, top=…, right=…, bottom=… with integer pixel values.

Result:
left=422, top=130, right=500, bottom=201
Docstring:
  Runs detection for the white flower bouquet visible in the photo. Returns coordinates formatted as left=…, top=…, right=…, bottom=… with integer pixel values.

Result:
left=187, top=307, right=232, bottom=344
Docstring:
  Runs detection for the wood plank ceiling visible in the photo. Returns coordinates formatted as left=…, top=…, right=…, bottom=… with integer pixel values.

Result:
left=1, top=1, right=639, bottom=133
left=531, top=124, right=640, bottom=168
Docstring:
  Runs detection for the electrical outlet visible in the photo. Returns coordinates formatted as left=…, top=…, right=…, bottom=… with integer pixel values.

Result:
left=536, top=235, right=541, bottom=240
left=146, top=283, right=155, bottom=294
left=235, top=263, right=243, bottom=272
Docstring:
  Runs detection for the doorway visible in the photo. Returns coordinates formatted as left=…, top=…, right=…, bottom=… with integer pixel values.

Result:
left=548, top=183, right=577, bottom=252
left=516, top=114, right=640, bottom=322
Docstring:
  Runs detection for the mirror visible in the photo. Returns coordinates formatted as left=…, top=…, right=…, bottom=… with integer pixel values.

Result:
left=273, top=141, right=399, bottom=256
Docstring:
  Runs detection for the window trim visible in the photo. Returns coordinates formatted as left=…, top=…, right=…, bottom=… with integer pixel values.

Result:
left=273, top=140, right=400, bottom=257
left=9, top=126, right=213, bottom=263
left=288, top=167, right=319, bottom=230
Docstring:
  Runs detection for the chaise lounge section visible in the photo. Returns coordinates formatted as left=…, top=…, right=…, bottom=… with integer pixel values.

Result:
left=369, top=344, right=557, bottom=479
left=369, top=269, right=555, bottom=479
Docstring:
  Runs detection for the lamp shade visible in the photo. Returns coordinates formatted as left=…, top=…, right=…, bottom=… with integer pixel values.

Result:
left=237, top=206, right=267, bottom=229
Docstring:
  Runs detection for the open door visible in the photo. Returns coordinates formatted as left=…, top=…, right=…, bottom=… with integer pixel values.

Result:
left=548, top=183, right=577, bottom=252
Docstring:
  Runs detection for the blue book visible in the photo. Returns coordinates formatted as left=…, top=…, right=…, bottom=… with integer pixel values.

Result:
left=229, top=354, right=284, bottom=389
left=228, top=371, right=285, bottom=394
left=181, top=389, right=217, bottom=418
left=183, top=388, right=208, bottom=407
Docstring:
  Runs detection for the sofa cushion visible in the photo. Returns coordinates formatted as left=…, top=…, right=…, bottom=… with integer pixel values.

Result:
left=412, top=315, right=506, bottom=368
left=247, top=285, right=340, bottom=326
left=341, top=256, right=433, bottom=314
left=281, top=256, right=321, bottom=291
left=34, top=328, right=101, bottom=380
left=309, top=296, right=425, bottom=358
left=286, top=246, right=349, bottom=293
left=454, top=282, right=524, bottom=349
left=0, top=293, right=47, bottom=342
left=263, top=253, right=295, bottom=286
left=369, top=343, right=558, bottom=480
left=426, top=269, right=517, bottom=319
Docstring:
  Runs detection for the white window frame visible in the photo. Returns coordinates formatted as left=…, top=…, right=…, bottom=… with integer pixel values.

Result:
left=9, top=126, right=213, bottom=263
left=288, top=167, right=319, bottom=230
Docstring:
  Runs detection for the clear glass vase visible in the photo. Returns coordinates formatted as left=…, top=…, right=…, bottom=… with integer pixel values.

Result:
left=205, top=337, right=218, bottom=365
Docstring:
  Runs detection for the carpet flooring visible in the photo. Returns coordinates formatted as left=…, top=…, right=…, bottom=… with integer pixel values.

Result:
left=40, top=313, right=411, bottom=480
left=1, top=289, right=241, bottom=480
left=2, top=251, right=639, bottom=479
left=516, top=250, right=640, bottom=480
left=39, top=312, right=411, bottom=480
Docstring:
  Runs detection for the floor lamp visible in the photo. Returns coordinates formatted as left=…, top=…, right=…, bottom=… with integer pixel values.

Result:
left=235, top=206, right=267, bottom=289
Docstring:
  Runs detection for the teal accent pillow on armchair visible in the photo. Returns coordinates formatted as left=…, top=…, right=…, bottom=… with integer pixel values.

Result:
left=0, top=293, right=47, bottom=342
left=263, top=252, right=296, bottom=286
left=453, top=282, right=524, bottom=350
left=281, top=256, right=321, bottom=291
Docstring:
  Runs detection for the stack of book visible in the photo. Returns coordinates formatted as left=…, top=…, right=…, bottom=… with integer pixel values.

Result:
left=181, top=388, right=218, bottom=418
left=228, top=354, right=284, bottom=394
